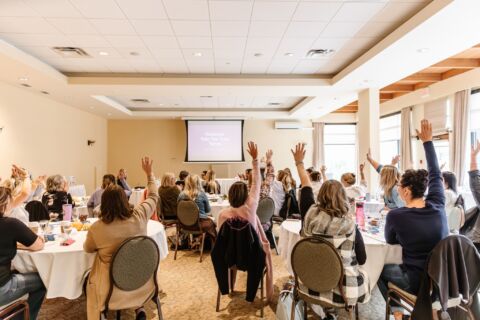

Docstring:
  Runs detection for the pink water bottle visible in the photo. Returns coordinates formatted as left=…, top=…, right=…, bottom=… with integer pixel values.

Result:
left=62, top=204, right=72, bottom=221
left=356, top=201, right=365, bottom=230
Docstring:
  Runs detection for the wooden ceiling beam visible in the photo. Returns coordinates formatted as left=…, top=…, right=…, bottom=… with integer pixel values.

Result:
left=400, top=73, right=442, bottom=82
left=414, top=82, right=431, bottom=90
left=441, top=68, right=473, bottom=80
left=381, top=84, right=414, bottom=93
left=380, top=93, right=393, bottom=100
left=431, top=58, right=480, bottom=69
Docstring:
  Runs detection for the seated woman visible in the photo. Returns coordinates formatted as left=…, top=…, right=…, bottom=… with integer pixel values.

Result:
left=463, top=140, right=480, bottom=250
left=178, top=174, right=217, bottom=241
left=203, top=170, right=221, bottom=194
left=218, top=142, right=274, bottom=301
left=378, top=120, right=448, bottom=320
left=0, top=180, right=46, bottom=320
left=84, top=157, right=158, bottom=320
left=366, top=152, right=404, bottom=209
left=1, top=165, right=32, bottom=224
left=293, top=143, right=369, bottom=315
left=116, top=168, right=132, bottom=197
left=442, top=171, right=465, bottom=231
left=87, top=174, right=116, bottom=216
left=42, top=174, right=74, bottom=220
left=158, top=172, right=180, bottom=220
left=341, top=163, right=367, bottom=200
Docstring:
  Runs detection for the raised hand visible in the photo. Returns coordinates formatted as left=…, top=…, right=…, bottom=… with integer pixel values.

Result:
left=247, top=141, right=258, bottom=160
left=265, top=149, right=273, bottom=162
left=416, top=119, right=433, bottom=143
left=12, top=165, right=28, bottom=179
left=320, top=165, right=327, bottom=172
left=391, top=155, right=401, bottom=166
left=291, top=143, right=306, bottom=164
left=141, top=157, right=154, bottom=176
left=472, top=140, right=480, bottom=158
left=359, top=162, right=365, bottom=172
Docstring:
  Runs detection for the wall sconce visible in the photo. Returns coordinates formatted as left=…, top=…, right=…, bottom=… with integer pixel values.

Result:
left=87, top=139, right=96, bottom=146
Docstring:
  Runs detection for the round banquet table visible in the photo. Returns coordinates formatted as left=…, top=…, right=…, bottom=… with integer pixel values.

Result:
left=209, top=200, right=231, bottom=222
left=277, top=220, right=402, bottom=290
left=12, top=219, right=169, bottom=300
left=129, top=188, right=145, bottom=206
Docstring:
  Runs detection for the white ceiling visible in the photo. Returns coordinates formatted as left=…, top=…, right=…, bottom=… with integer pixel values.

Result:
left=0, top=0, right=428, bottom=75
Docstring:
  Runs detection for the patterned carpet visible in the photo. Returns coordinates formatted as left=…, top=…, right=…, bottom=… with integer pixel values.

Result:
left=38, top=227, right=387, bottom=320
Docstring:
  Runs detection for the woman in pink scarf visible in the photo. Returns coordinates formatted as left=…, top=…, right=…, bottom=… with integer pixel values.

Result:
left=217, top=142, right=274, bottom=301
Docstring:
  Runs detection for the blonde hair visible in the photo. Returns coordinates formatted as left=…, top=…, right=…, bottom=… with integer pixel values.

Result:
left=316, top=180, right=350, bottom=218
left=341, top=173, right=356, bottom=186
left=205, top=170, right=219, bottom=194
left=184, top=174, right=203, bottom=200
left=0, top=187, right=12, bottom=217
left=380, top=165, right=401, bottom=198
left=46, top=175, right=67, bottom=192
left=161, top=172, right=176, bottom=187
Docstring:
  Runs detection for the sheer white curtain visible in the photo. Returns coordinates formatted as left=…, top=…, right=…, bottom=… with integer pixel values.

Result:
left=451, top=89, right=471, bottom=185
left=312, top=122, right=325, bottom=169
left=400, top=107, right=413, bottom=171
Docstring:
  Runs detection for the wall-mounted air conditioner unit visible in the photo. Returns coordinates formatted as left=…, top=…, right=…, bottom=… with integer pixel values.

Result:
left=274, top=121, right=302, bottom=130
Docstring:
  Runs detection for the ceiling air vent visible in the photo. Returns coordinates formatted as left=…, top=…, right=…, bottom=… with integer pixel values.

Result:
left=52, top=47, right=90, bottom=58
left=268, top=102, right=281, bottom=106
left=306, top=49, right=335, bottom=58
left=131, top=98, right=150, bottom=103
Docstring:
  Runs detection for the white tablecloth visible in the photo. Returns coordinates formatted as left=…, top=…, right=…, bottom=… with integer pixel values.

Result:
left=209, top=201, right=230, bottom=222
left=277, top=220, right=402, bottom=289
left=216, top=179, right=237, bottom=195
left=12, top=220, right=169, bottom=299
left=129, top=189, right=145, bottom=206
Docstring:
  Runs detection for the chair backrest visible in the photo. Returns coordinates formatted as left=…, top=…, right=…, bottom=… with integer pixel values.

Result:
left=256, top=197, right=275, bottom=225
left=177, top=200, right=200, bottom=227
left=291, top=236, right=344, bottom=295
left=25, top=200, right=49, bottom=222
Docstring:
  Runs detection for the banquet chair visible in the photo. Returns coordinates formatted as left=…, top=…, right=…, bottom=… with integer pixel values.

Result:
left=0, top=295, right=30, bottom=320
left=385, top=235, right=480, bottom=320
left=290, top=237, right=358, bottom=320
left=25, top=200, right=49, bottom=222
left=157, top=201, right=177, bottom=246
left=256, top=197, right=279, bottom=255
left=175, top=200, right=207, bottom=263
left=102, top=236, right=163, bottom=320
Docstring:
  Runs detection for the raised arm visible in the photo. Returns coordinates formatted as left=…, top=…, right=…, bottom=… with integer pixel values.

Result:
left=10, top=165, right=32, bottom=208
left=417, top=120, right=444, bottom=207
left=134, top=157, right=159, bottom=220
left=320, top=165, right=328, bottom=182
left=366, top=148, right=381, bottom=171
left=260, top=149, right=275, bottom=198
left=246, top=142, right=261, bottom=208
left=292, top=143, right=311, bottom=189
left=469, top=140, right=480, bottom=207
left=359, top=162, right=367, bottom=188
left=391, top=155, right=400, bottom=167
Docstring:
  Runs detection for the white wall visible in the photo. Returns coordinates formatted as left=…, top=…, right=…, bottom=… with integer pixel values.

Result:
left=0, top=82, right=107, bottom=193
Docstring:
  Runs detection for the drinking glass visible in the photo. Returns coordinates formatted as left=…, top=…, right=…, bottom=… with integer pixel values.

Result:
left=61, top=221, right=73, bottom=239
left=39, top=220, right=49, bottom=235
left=79, top=211, right=88, bottom=223
left=49, top=212, right=59, bottom=222
left=72, top=208, right=79, bottom=221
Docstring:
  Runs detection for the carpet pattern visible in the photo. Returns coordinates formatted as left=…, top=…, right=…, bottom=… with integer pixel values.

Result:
left=37, top=228, right=387, bottom=319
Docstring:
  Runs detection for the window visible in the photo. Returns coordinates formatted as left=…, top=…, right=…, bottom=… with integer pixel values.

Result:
left=433, top=140, right=450, bottom=170
left=379, top=113, right=401, bottom=165
left=471, top=89, right=480, bottom=141
left=324, top=124, right=357, bottom=180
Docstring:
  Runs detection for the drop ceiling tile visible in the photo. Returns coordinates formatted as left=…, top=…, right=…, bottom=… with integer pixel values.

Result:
left=115, top=0, right=167, bottom=19
left=130, top=20, right=174, bottom=36
left=218, top=96, right=237, bottom=106
left=163, top=0, right=209, bottom=20
left=214, top=48, right=244, bottom=60
left=245, top=37, right=281, bottom=59
left=150, top=48, right=183, bottom=59
left=284, top=21, right=327, bottom=38
left=47, top=18, right=97, bottom=35
left=171, top=21, right=211, bottom=36
left=372, top=2, right=426, bottom=23
left=83, top=47, right=122, bottom=58
left=249, top=21, right=289, bottom=37
left=89, top=19, right=136, bottom=35
left=104, top=60, right=136, bottom=73
left=24, top=0, right=82, bottom=18
left=68, top=35, right=109, bottom=47
left=293, top=2, right=342, bottom=22
left=209, top=1, right=253, bottom=21
left=0, top=33, right=75, bottom=47
left=129, top=59, right=162, bottom=73
left=177, top=37, right=212, bottom=49
left=70, top=0, right=125, bottom=19
left=200, top=96, right=219, bottom=107
left=356, top=21, right=394, bottom=39
left=141, top=36, right=179, bottom=49
left=267, top=58, right=298, bottom=74
left=20, top=46, right=61, bottom=59
left=105, top=35, right=145, bottom=47
left=215, top=60, right=242, bottom=74
left=181, top=97, right=200, bottom=107
left=157, top=60, right=189, bottom=73
left=311, top=37, right=350, bottom=51
left=115, top=46, right=153, bottom=59
left=0, top=17, right=59, bottom=33
left=183, top=48, right=214, bottom=60
left=211, top=21, right=249, bottom=37
left=332, top=2, right=386, bottom=22
left=241, top=59, right=270, bottom=74
left=186, top=61, right=215, bottom=74
left=213, top=37, right=246, bottom=50
left=321, top=21, right=366, bottom=38
left=275, top=38, right=315, bottom=59
left=251, top=2, right=297, bottom=21
left=0, top=0, right=40, bottom=17
left=292, top=59, right=328, bottom=74
left=235, top=96, right=254, bottom=107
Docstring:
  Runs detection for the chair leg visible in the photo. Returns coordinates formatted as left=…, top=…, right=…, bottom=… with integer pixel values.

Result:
left=199, top=233, right=206, bottom=263
left=272, top=233, right=279, bottom=255
left=155, top=296, right=163, bottom=320
left=116, top=310, right=121, bottom=320
left=355, top=304, right=359, bottom=320
left=385, top=295, right=392, bottom=320
left=174, top=227, right=179, bottom=260
left=303, top=300, right=307, bottom=320
left=216, top=288, right=221, bottom=312
left=290, top=296, right=296, bottom=320
left=260, top=274, right=264, bottom=318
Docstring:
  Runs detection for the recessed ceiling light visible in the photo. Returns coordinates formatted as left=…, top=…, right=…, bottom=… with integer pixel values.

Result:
left=200, top=96, right=213, bottom=98
left=130, top=51, right=140, bottom=56
left=284, top=53, right=294, bottom=57
left=40, top=90, right=49, bottom=95
left=159, top=103, right=164, bottom=106
left=225, top=62, right=231, bottom=65
left=174, top=104, right=179, bottom=106
left=20, top=83, right=31, bottom=88
left=193, top=52, right=203, bottom=57
left=253, top=53, right=263, bottom=57
left=99, top=51, right=109, bottom=56
left=18, top=76, right=28, bottom=82
left=417, top=48, right=429, bottom=53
